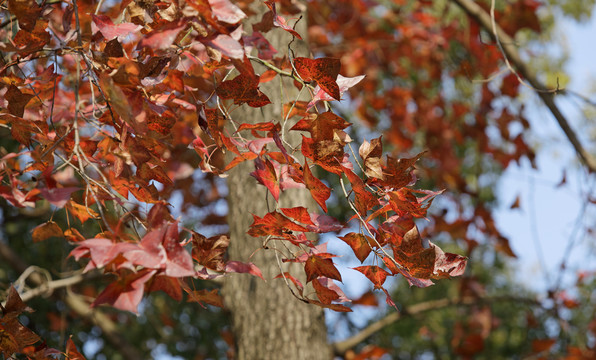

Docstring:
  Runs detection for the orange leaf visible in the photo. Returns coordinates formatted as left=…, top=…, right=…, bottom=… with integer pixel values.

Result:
left=31, top=221, right=63, bottom=242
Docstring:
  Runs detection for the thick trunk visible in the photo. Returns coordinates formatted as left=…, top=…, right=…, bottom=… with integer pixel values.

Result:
left=221, top=6, right=333, bottom=359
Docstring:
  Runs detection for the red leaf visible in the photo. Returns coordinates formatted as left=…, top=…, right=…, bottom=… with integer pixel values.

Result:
left=92, top=269, right=156, bottom=313
left=354, top=266, right=390, bottom=289
left=303, top=162, right=330, bottom=212
left=312, top=278, right=340, bottom=304
left=250, top=157, right=280, bottom=201
left=225, top=261, right=264, bottom=280
left=280, top=206, right=314, bottom=225
left=217, top=73, right=271, bottom=107
left=308, top=74, right=365, bottom=108
left=91, top=14, right=142, bottom=41
left=338, top=233, right=373, bottom=263
left=294, top=57, right=341, bottom=100
left=305, top=255, right=342, bottom=283
left=146, top=275, right=182, bottom=301
left=248, top=211, right=309, bottom=237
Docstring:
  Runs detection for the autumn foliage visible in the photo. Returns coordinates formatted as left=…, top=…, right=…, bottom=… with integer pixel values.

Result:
left=0, top=0, right=474, bottom=356
left=5, top=0, right=594, bottom=358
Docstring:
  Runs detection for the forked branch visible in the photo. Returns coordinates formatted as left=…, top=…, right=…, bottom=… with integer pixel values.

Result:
left=452, top=0, right=596, bottom=172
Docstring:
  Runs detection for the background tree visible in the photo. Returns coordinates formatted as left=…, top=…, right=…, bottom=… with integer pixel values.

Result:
left=1, top=0, right=595, bottom=359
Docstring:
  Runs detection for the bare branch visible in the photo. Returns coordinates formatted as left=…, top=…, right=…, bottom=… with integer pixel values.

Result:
left=0, top=239, right=143, bottom=359
left=332, top=295, right=541, bottom=355
left=451, top=0, right=596, bottom=173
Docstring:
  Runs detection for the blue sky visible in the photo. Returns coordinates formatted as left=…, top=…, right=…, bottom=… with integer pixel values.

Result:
left=495, top=10, right=596, bottom=291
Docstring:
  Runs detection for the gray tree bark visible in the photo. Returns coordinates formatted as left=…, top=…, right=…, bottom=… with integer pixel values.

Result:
left=221, top=5, right=333, bottom=360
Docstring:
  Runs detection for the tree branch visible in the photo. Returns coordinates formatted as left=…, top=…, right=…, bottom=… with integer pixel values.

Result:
left=0, top=239, right=143, bottom=359
left=331, top=295, right=541, bottom=355
left=451, top=0, right=596, bottom=173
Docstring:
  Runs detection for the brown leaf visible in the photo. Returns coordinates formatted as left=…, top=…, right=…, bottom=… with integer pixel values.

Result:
left=31, top=221, right=63, bottom=242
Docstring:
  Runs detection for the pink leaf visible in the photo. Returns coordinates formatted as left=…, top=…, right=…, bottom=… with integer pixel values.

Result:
left=39, top=186, right=79, bottom=208
left=204, top=34, right=245, bottom=59
left=91, top=14, right=142, bottom=41
left=92, top=269, right=156, bottom=314
left=226, top=261, right=265, bottom=280
left=162, top=222, right=195, bottom=277
left=208, top=0, right=246, bottom=23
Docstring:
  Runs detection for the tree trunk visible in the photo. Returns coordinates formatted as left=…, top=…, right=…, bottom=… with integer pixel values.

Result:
left=221, top=6, right=333, bottom=359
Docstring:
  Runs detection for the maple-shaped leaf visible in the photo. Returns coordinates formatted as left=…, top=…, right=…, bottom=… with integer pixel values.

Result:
left=69, top=239, right=138, bottom=271
left=192, top=233, right=229, bottom=271
left=225, top=261, right=265, bottom=280
left=92, top=269, right=156, bottom=314
left=91, top=14, right=142, bottom=41
left=124, top=227, right=167, bottom=269
left=303, top=162, right=331, bottom=212
left=161, top=222, right=195, bottom=278
left=0, top=288, right=40, bottom=358
left=31, top=221, right=63, bottom=242
left=304, top=255, right=342, bottom=283
left=263, top=1, right=302, bottom=39
left=146, top=275, right=182, bottom=301
left=338, top=233, right=373, bottom=263
left=250, top=157, right=280, bottom=201
left=360, top=137, right=384, bottom=180
left=248, top=211, right=309, bottom=237
left=369, top=153, right=423, bottom=190
left=216, top=73, right=271, bottom=107
left=354, top=266, right=390, bottom=289
left=294, top=57, right=341, bottom=100
left=308, top=74, right=365, bottom=108
left=6, top=84, right=34, bottom=117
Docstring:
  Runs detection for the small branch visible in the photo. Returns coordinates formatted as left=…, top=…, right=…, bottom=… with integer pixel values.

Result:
left=451, top=0, right=596, bottom=173
left=0, top=239, right=143, bottom=359
left=331, top=295, right=541, bottom=355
